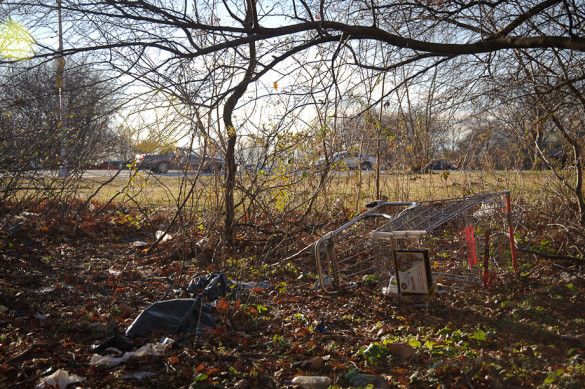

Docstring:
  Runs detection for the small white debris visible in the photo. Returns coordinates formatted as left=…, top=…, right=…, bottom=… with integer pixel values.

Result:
left=90, top=338, right=174, bottom=367
left=155, top=230, right=172, bottom=242
left=36, top=369, right=84, bottom=389
left=108, top=267, right=121, bottom=276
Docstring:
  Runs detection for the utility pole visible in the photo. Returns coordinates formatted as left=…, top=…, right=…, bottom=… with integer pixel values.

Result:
left=57, top=0, right=68, bottom=177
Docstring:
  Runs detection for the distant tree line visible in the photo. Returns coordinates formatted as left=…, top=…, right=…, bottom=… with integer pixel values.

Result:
left=0, top=61, right=123, bottom=172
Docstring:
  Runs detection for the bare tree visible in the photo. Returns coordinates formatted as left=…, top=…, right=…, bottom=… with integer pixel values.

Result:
left=0, top=60, right=120, bottom=166
left=3, top=0, right=585, bottom=240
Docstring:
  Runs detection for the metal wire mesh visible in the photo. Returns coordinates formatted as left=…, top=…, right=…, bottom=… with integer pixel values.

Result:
left=313, top=193, right=518, bottom=292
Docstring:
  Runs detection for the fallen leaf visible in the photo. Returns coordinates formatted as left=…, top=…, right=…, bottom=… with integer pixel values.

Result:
left=216, top=298, right=229, bottom=313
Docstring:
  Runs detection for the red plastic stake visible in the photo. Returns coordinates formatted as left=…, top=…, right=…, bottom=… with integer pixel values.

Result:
left=464, top=225, right=478, bottom=269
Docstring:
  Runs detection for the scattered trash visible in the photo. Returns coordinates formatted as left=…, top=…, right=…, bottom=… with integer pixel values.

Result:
left=132, top=241, right=148, bottom=248
left=313, top=192, right=519, bottom=293
left=290, top=375, right=331, bottom=389
left=195, top=237, right=209, bottom=249
left=382, top=275, right=398, bottom=295
left=344, top=369, right=389, bottom=389
left=155, top=230, right=172, bottom=242
left=36, top=369, right=84, bottom=389
left=393, top=250, right=433, bottom=294
left=121, top=371, right=156, bottom=380
left=108, top=267, right=122, bottom=276
left=187, top=272, right=230, bottom=300
left=126, top=298, right=215, bottom=337
left=127, top=273, right=229, bottom=337
left=122, top=273, right=270, bottom=339
left=36, top=286, right=56, bottom=294
left=90, top=337, right=174, bottom=367
left=92, top=334, right=135, bottom=353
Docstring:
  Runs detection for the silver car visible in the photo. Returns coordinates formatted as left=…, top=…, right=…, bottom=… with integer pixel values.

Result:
left=317, top=151, right=376, bottom=170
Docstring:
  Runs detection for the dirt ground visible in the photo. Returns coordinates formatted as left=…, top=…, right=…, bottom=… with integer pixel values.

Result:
left=1, top=202, right=584, bottom=388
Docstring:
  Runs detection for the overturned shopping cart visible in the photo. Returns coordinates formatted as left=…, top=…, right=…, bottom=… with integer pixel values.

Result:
left=313, top=192, right=519, bottom=293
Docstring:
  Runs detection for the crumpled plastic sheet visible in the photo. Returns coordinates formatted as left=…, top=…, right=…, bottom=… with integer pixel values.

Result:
left=92, top=334, right=135, bottom=353
left=187, top=272, right=231, bottom=300
left=126, top=273, right=229, bottom=337
left=124, top=273, right=272, bottom=338
left=90, top=337, right=174, bottom=367
left=36, top=369, right=84, bottom=388
left=125, top=297, right=215, bottom=337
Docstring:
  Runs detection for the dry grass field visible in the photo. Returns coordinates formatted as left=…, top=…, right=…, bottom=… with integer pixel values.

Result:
left=73, top=169, right=555, bottom=210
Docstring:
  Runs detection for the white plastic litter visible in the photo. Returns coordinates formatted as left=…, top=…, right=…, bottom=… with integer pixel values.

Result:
left=36, top=286, right=56, bottom=294
left=132, top=241, right=148, bottom=248
left=90, top=337, right=174, bottom=367
left=382, top=275, right=399, bottom=295
left=36, top=369, right=84, bottom=389
left=108, top=267, right=122, bottom=276
left=291, top=376, right=331, bottom=389
left=155, top=230, right=172, bottom=242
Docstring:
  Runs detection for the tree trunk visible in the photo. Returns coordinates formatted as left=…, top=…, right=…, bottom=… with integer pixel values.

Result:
left=222, top=0, right=257, bottom=246
left=223, top=128, right=237, bottom=244
left=573, top=143, right=585, bottom=226
left=549, top=115, right=585, bottom=226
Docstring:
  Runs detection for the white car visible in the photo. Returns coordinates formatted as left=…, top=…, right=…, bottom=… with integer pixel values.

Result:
left=317, top=151, right=376, bottom=170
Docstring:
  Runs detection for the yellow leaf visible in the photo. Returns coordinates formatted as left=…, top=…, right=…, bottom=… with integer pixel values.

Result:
left=273, top=81, right=278, bottom=91
left=0, top=20, right=35, bottom=60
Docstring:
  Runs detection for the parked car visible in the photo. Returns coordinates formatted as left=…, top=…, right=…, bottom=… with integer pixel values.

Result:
left=138, top=148, right=223, bottom=174
left=90, top=160, right=125, bottom=170
left=244, top=160, right=282, bottom=174
left=316, top=151, right=376, bottom=170
left=420, top=159, right=458, bottom=173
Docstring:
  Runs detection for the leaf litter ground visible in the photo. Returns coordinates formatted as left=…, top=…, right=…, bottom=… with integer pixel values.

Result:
left=0, top=204, right=584, bottom=388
